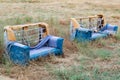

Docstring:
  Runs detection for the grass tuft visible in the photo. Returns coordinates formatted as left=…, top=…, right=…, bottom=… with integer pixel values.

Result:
left=93, top=48, right=112, bottom=60
left=53, top=65, right=120, bottom=80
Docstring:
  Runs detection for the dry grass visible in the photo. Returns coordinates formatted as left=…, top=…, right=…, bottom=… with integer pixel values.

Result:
left=0, top=0, right=120, bottom=80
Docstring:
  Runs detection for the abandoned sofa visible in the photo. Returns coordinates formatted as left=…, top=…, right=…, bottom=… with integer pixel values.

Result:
left=70, top=15, right=118, bottom=42
left=4, top=22, right=64, bottom=65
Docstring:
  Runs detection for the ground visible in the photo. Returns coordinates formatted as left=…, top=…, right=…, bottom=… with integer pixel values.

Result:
left=0, top=0, right=120, bottom=80
left=0, top=75, right=15, bottom=80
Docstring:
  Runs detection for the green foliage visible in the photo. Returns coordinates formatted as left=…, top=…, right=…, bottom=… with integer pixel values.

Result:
left=5, top=16, right=33, bottom=25
left=53, top=65, right=120, bottom=80
left=54, top=66, right=88, bottom=80
left=116, top=31, right=120, bottom=40
left=0, top=22, right=3, bottom=52
left=1, top=54, right=14, bottom=75
left=94, top=48, right=112, bottom=60
left=75, top=42, right=97, bottom=58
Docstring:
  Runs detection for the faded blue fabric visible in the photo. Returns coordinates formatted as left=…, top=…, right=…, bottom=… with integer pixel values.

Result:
left=91, top=32, right=107, bottom=40
left=56, top=37, right=64, bottom=54
left=6, top=35, right=64, bottom=65
left=100, top=24, right=118, bottom=35
left=8, top=42, right=30, bottom=65
left=6, top=41, right=14, bottom=54
left=70, top=23, right=118, bottom=42
left=78, top=27, right=91, bottom=32
left=48, top=36, right=64, bottom=49
left=30, top=36, right=64, bottom=60
left=30, top=35, right=51, bottom=50
left=47, top=36, right=64, bottom=54
left=101, top=30, right=116, bottom=35
left=70, top=29, right=76, bottom=41
left=74, top=28, right=107, bottom=42
left=70, top=27, right=92, bottom=41
left=75, top=28, right=92, bottom=42
left=48, top=36, right=57, bottom=48
left=30, top=47, right=60, bottom=60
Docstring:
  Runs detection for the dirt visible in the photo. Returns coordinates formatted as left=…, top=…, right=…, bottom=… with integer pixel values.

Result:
left=0, top=75, right=15, bottom=80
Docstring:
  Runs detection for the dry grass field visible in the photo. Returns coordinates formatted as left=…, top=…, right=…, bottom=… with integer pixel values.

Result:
left=0, top=0, right=120, bottom=80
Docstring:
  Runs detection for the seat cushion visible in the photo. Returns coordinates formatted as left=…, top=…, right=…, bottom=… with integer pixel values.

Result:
left=91, top=32, right=107, bottom=40
left=101, top=30, right=116, bottom=35
left=30, top=47, right=60, bottom=60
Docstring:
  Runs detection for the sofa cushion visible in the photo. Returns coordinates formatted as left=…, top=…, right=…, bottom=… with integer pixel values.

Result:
left=91, top=32, right=107, bottom=40
left=30, top=47, right=60, bottom=60
left=102, top=30, right=116, bottom=35
left=48, top=36, right=58, bottom=48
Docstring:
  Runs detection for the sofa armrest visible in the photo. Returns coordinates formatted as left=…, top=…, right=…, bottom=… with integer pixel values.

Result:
left=75, top=28, right=92, bottom=42
left=48, top=36, right=64, bottom=53
left=101, top=24, right=118, bottom=32
left=7, top=42, right=30, bottom=65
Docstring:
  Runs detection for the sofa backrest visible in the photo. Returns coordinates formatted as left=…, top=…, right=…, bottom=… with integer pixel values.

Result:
left=71, top=14, right=105, bottom=30
left=4, top=22, right=49, bottom=47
